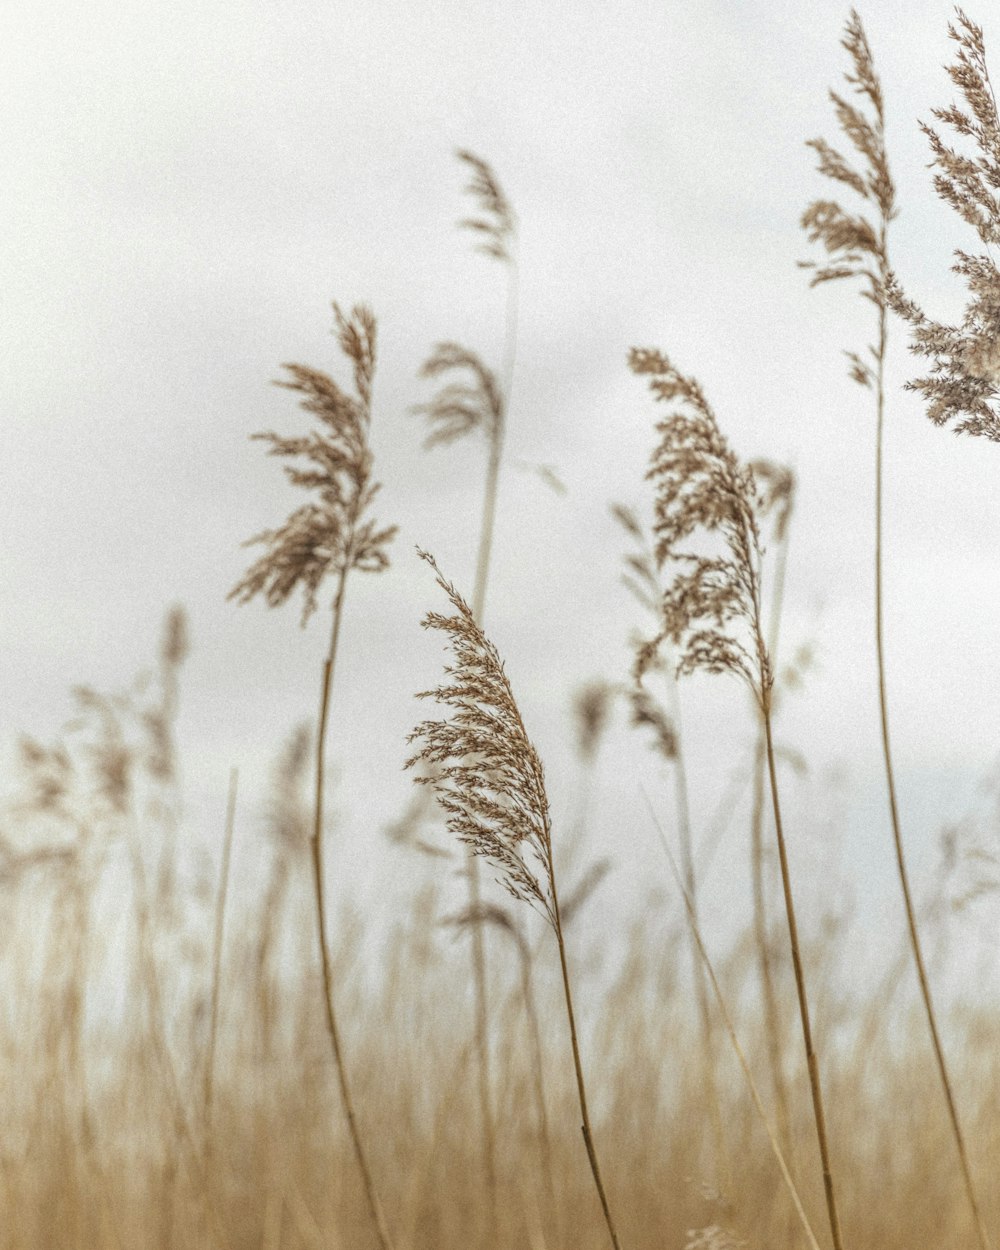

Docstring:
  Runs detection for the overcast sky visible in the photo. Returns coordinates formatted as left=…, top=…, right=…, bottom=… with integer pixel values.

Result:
left=4, top=0, right=1000, bottom=987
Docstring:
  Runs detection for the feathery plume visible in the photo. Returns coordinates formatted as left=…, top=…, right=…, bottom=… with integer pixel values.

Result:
left=886, top=10, right=1000, bottom=440
left=412, top=343, right=503, bottom=450
left=456, top=149, right=516, bottom=263
left=229, top=304, right=397, bottom=624
left=630, top=348, right=769, bottom=702
left=407, top=551, right=555, bottom=925
left=407, top=550, right=626, bottom=1249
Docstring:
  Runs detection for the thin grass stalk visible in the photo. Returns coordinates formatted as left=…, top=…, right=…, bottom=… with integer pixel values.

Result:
left=462, top=158, right=520, bottom=1226
left=762, top=702, right=844, bottom=1250
left=229, top=302, right=397, bottom=1250
left=749, top=495, right=794, bottom=1157
left=642, top=791, right=823, bottom=1250
left=548, top=862, right=624, bottom=1250
left=203, top=766, right=238, bottom=1136
left=408, top=552, right=625, bottom=1250
left=630, top=347, right=844, bottom=1250
left=873, top=294, right=991, bottom=1250
left=803, top=19, right=991, bottom=1241
left=312, top=564, right=395, bottom=1250
left=666, top=683, right=731, bottom=1194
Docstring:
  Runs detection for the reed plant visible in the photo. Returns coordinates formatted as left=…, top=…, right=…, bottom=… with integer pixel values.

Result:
left=411, top=150, right=519, bottom=1218
left=804, top=15, right=991, bottom=1248
left=630, top=347, right=846, bottom=1250
left=744, top=461, right=796, bottom=1160
left=407, top=550, right=626, bottom=1250
left=229, top=301, right=397, bottom=1250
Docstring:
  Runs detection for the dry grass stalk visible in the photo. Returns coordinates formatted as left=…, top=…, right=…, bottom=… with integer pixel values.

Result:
left=886, top=10, right=1000, bottom=440
left=407, top=550, right=626, bottom=1250
left=203, top=766, right=238, bottom=1138
left=641, top=792, right=823, bottom=1250
left=804, top=16, right=991, bottom=1250
left=412, top=150, right=520, bottom=1222
left=615, top=504, right=730, bottom=1194
left=230, top=302, right=397, bottom=1250
left=630, top=348, right=846, bottom=1250
left=744, top=460, right=796, bottom=1159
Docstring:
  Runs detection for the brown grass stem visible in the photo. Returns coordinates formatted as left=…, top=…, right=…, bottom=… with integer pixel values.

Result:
left=549, top=863, right=624, bottom=1250
left=230, top=302, right=397, bottom=1250
left=874, top=297, right=991, bottom=1250
left=631, top=346, right=845, bottom=1250
left=762, top=701, right=844, bottom=1250
left=312, top=567, right=395, bottom=1250
left=203, top=766, right=238, bottom=1137
left=749, top=478, right=795, bottom=1158
left=408, top=551, right=626, bottom=1250
left=429, top=151, right=520, bottom=1228
left=641, top=789, right=823, bottom=1250
left=665, top=682, right=731, bottom=1195
left=804, top=18, right=991, bottom=1244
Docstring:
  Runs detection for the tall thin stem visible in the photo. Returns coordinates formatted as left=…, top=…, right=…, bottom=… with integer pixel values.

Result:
left=203, top=766, right=238, bottom=1135
left=470, top=254, right=518, bottom=622
left=644, top=791, right=823, bottom=1250
left=313, top=562, right=395, bottom=1250
left=667, top=683, right=730, bottom=1193
left=750, top=510, right=794, bottom=1156
left=762, top=700, right=844, bottom=1250
left=465, top=241, right=520, bottom=1225
left=549, top=855, right=624, bottom=1250
left=873, top=297, right=991, bottom=1250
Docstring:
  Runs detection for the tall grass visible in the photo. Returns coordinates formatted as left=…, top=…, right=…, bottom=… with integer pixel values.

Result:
left=229, top=302, right=398, bottom=1250
left=411, top=151, right=520, bottom=1219
left=629, top=348, right=846, bottom=1250
left=805, top=14, right=991, bottom=1248
left=5, top=8, right=1000, bottom=1250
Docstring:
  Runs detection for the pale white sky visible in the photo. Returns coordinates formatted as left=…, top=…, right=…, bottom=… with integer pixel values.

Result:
left=3, top=0, right=1000, bottom=988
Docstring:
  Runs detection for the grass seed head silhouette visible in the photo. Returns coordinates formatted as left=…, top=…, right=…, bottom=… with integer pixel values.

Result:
left=629, top=348, right=769, bottom=703
left=229, top=303, right=397, bottom=625
left=413, top=343, right=503, bottom=451
left=801, top=9, right=896, bottom=389
left=886, top=9, right=1000, bottom=439
left=406, top=550, right=555, bottom=927
left=456, top=149, right=516, bottom=263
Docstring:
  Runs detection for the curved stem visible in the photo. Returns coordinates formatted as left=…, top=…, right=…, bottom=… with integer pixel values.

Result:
left=873, top=299, right=991, bottom=1250
left=763, top=704, right=845, bottom=1250
left=751, top=515, right=795, bottom=1157
left=465, top=253, right=520, bottom=1227
left=203, top=766, right=238, bottom=1135
left=549, top=850, right=624, bottom=1250
left=312, top=563, right=395, bottom=1250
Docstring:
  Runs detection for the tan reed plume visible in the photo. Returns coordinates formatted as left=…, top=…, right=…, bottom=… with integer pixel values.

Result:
left=229, top=302, right=397, bottom=1250
left=407, top=550, right=626, bottom=1250
left=886, top=9, right=1000, bottom=442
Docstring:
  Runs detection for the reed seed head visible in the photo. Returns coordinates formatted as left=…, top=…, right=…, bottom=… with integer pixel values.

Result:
left=885, top=10, right=1000, bottom=440
left=456, top=149, right=516, bottom=263
left=630, top=348, right=770, bottom=702
left=801, top=10, right=894, bottom=388
left=229, top=303, right=397, bottom=625
left=406, top=551, right=555, bottom=927
left=412, top=343, right=503, bottom=450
